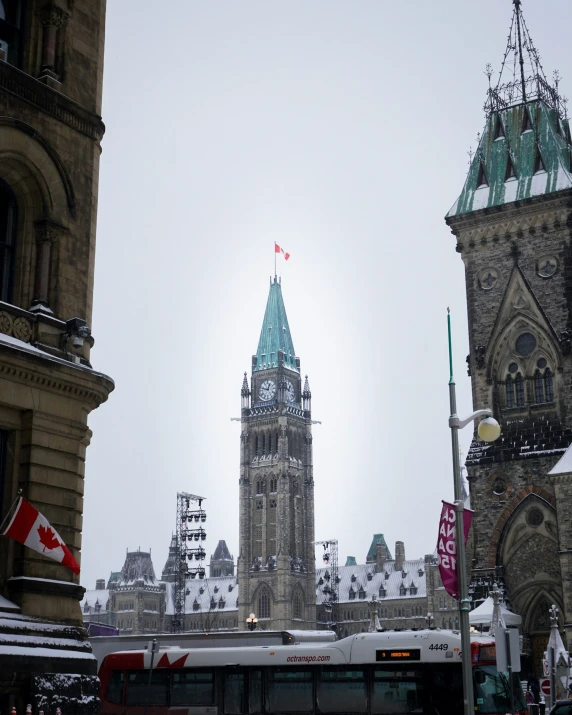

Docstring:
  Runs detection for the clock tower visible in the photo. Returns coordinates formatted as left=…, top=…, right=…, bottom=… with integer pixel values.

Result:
left=238, top=276, right=316, bottom=630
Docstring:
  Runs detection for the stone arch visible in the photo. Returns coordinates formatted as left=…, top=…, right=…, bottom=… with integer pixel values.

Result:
left=488, top=313, right=562, bottom=382
left=0, top=118, right=75, bottom=218
left=489, top=485, right=556, bottom=567
left=523, top=588, right=564, bottom=635
left=253, top=582, right=273, bottom=620
left=0, top=122, right=74, bottom=310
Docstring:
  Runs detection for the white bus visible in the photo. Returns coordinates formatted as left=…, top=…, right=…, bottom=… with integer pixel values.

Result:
left=98, top=629, right=527, bottom=714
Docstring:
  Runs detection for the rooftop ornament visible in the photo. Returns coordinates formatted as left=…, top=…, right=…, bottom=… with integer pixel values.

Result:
left=483, top=0, right=567, bottom=119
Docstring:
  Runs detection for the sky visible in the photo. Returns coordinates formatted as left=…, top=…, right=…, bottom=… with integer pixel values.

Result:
left=81, top=1, right=572, bottom=590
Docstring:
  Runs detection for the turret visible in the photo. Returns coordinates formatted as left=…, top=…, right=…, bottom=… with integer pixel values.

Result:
left=302, top=375, right=312, bottom=412
left=241, top=372, right=250, bottom=410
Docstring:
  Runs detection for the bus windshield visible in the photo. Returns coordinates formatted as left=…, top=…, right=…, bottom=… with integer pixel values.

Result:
left=474, top=665, right=527, bottom=714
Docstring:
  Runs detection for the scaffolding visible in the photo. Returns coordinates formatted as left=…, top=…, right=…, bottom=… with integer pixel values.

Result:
left=315, top=539, right=338, bottom=631
left=172, top=492, right=206, bottom=633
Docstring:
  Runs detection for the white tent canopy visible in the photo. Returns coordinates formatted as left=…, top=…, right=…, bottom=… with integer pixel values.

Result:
left=469, top=597, right=522, bottom=627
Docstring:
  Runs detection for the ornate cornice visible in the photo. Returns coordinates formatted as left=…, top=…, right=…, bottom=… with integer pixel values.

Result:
left=0, top=341, right=114, bottom=410
left=0, top=62, right=105, bottom=142
left=446, top=189, right=572, bottom=236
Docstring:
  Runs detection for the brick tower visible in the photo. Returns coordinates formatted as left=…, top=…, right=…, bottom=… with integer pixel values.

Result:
left=0, top=0, right=113, bottom=708
left=446, top=1, right=572, bottom=667
left=238, top=276, right=316, bottom=630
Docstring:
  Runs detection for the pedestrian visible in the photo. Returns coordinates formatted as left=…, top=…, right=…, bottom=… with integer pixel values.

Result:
left=527, top=673, right=540, bottom=704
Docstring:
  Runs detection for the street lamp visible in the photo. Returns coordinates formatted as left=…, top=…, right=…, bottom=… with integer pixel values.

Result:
left=425, top=612, right=434, bottom=629
left=447, top=309, right=501, bottom=715
left=246, top=613, right=258, bottom=631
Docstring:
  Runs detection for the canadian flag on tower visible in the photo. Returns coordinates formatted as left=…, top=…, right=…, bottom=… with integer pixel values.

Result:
left=275, top=243, right=290, bottom=260
left=2, top=497, right=80, bottom=574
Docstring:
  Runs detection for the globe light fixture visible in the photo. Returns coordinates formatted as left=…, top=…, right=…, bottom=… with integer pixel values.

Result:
left=246, top=613, right=258, bottom=631
left=477, top=416, right=501, bottom=442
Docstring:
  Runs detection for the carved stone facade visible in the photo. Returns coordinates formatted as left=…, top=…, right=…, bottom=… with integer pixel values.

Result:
left=237, top=277, right=316, bottom=630
left=0, top=0, right=113, bottom=709
left=447, top=109, right=572, bottom=669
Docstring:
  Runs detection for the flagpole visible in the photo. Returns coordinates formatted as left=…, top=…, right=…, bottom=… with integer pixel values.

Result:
left=274, top=242, right=277, bottom=278
left=447, top=309, right=474, bottom=715
left=0, top=490, right=22, bottom=534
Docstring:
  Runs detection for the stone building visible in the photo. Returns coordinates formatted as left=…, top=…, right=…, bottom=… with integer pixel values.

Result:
left=316, top=537, right=460, bottom=636
left=108, top=549, right=165, bottom=635
left=446, top=1, right=572, bottom=670
left=0, top=0, right=113, bottom=710
left=210, top=540, right=235, bottom=577
left=237, top=276, right=316, bottom=630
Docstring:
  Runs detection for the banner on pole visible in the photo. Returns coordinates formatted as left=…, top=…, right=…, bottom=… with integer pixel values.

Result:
left=436, top=501, right=473, bottom=600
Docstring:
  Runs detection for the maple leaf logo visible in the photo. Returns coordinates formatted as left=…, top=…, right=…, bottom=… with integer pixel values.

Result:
left=38, top=524, right=61, bottom=552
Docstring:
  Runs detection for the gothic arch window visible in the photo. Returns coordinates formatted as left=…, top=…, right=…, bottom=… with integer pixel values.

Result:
left=275, top=431, right=279, bottom=455
left=293, top=590, right=303, bottom=619
left=255, top=435, right=259, bottom=457
left=0, top=179, right=17, bottom=302
left=261, top=434, right=266, bottom=456
left=268, top=432, right=272, bottom=455
left=257, top=586, right=271, bottom=619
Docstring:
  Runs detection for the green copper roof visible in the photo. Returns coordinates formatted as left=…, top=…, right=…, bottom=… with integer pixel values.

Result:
left=448, top=100, right=572, bottom=218
left=366, top=534, right=392, bottom=563
left=254, top=277, right=298, bottom=372
left=345, top=556, right=357, bottom=567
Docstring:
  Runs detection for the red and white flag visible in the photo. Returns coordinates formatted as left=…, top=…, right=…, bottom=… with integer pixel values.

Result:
left=2, top=497, right=80, bottom=574
left=275, top=243, right=290, bottom=260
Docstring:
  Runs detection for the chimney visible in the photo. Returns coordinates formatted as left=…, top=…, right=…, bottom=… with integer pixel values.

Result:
left=95, top=579, right=105, bottom=590
left=375, top=542, right=385, bottom=573
left=395, top=541, right=405, bottom=572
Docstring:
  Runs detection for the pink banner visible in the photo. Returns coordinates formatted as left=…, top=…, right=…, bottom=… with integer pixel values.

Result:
left=436, top=501, right=473, bottom=600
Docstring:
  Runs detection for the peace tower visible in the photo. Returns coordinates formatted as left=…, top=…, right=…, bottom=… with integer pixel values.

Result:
left=237, top=276, right=316, bottom=630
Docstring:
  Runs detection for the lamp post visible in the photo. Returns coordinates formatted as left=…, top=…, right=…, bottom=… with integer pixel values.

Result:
left=425, top=612, right=434, bottom=629
left=447, top=309, right=501, bottom=715
left=246, top=612, right=258, bottom=631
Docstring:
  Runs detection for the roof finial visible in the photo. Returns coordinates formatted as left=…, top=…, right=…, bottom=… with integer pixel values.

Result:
left=484, top=1, right=564, bottom=119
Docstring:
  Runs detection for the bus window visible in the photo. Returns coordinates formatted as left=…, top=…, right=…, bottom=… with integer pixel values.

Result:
left=106, top=670, right=124, bottom=705
left=249, top=670, right=262, bottom=714
left=371, top=670, right=423, bottom=714
left=125, top=670, right=169, bottom=706
left=317, top=669, right=366, bottom=713
left=171, top=670, right=214, bottom=706
left=267, top=669, right=313, bottom=713
left=473, top=666, right=513, bottom=714
left=224, top=672, right=245, bottom=714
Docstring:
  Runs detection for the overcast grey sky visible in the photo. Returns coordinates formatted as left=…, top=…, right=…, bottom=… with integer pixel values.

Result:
left=81, top=1, right=572, bottom=589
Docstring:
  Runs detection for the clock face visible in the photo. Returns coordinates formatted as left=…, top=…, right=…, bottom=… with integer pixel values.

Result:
left=285, top=380, right=296, bottom=403
left=258, top=379, right=276, bottom=401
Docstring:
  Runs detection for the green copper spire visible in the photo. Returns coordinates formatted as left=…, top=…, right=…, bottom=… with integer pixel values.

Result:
left=448, top=2, right=572, bottom=218
left=254, top=277, right=298, bottom=372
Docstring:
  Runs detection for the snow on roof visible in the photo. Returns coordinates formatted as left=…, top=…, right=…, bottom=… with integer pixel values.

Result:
left=317, top=559, right=426, bottom=606
left=164, top=575, right=238, bottom=616
left=0, top=594, right=19, bottom=612
left=80, top=589, right=109, bottom=613
left=548, top=442, right=572, bottom=475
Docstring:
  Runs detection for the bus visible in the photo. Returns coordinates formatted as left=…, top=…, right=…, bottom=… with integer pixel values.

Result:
left=98, top=629, right=527, bottom=714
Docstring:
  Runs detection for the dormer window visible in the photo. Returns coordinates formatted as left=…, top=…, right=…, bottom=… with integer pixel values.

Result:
left=399, top=585, right=407, bottom=596
left=476, top=162, right=489, bottom=188
left=379, top=586, right=386, bottom=598
left=366, top=572, right=373, bottom=581
left=193, top=599, right=199, bottom=611
left=350, top=574, right=356, bottom=583
left=358, top=587, right=366, bottom=599
left=349, top=587, right=355, bottom=600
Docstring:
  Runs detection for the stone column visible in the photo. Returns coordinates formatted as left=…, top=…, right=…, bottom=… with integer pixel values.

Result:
left=37, top=4, right=69, bottom=86
left=31, top=220, right=59, bottom=313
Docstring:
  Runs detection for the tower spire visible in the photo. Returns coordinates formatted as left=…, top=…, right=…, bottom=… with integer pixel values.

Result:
left=484, top=0, right=566, bottom=119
